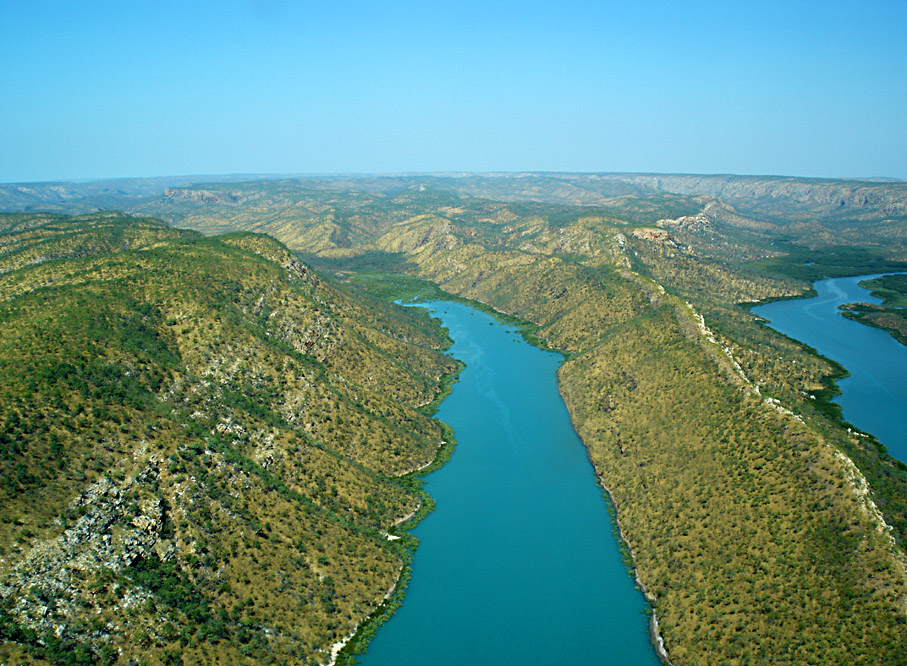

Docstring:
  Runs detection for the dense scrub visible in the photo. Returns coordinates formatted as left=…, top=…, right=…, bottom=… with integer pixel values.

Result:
left=0, top=213, right=457, bottom=665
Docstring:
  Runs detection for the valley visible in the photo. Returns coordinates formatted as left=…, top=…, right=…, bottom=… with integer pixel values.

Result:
left=2, top=173, right=907, bottom=665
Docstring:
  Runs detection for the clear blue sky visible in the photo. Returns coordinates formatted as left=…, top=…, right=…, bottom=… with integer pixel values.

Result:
left=2, top=0, right=905, bottom=182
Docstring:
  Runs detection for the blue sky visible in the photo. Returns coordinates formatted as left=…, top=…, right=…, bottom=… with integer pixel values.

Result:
left=2, top=0, right=905, bottom=182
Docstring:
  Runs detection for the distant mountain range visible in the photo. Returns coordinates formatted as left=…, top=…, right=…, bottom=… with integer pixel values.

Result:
left=3, top=171, right=906, bottom=224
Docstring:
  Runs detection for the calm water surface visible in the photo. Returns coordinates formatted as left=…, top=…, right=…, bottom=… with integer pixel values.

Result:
left=753, top=274, right=907, bottom=462
left=359, top=301, right=659, bottom=666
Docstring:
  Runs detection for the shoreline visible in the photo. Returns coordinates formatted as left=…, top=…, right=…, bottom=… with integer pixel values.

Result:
left=592, top=464, right=673, bottom=666
left=327, top=571, right=402, bottom=666
left=336, top=296, right=665, bottom=665
left=423, top=297, right=670, bottom=663
left=432, top=296, right=672, bottom=664
left=649, top=611, right=671, bottom=665
left=331, top=381, right=460, bottom=665
left=747, top=275, right=907, bottom=456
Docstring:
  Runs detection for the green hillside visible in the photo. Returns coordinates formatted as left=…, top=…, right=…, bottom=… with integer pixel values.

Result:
left=0, top=212, right=457, bottom=665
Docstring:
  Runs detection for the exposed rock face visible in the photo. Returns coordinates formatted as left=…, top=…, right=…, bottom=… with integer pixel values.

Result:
left=630, top=226, right=685, bottom=249
left=164, top=188, right=249, bottom=205
left=0, top=458, right=167, bottom=641
left=656, top=199, right=776, bottom=237
left=614, top=173, right=907, bottom=221
left=657, top=212, right=712, bottom=233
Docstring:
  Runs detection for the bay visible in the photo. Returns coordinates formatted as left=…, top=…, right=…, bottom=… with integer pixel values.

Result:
left=357, top=301, right=660, bottom=666
left=753, top=273, right=907, bottom=462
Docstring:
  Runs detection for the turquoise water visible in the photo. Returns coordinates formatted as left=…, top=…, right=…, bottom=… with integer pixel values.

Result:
left=358, top=301, right=660, bottom=666
left=753, top=274, right=907, bottom=462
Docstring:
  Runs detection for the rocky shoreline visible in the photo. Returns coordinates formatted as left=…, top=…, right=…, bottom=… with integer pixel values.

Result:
left=596, top=470, right=673, bottom=665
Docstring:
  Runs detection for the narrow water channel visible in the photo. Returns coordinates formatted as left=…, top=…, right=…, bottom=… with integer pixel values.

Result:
left=359, top=301, right=660, bottom=665
left=753, top=274, right=907, bottom=462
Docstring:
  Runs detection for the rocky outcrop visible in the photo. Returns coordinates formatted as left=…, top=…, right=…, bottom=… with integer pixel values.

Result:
left=0, top=457, right=169, bottom=640
left=164, top=188, right=249, bottom=205
left=630, top=227, right=685, bottom=249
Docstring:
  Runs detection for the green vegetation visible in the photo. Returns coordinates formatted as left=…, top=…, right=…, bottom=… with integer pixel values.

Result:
left=859, top=273, right=907, bottom=308
left=840, top=273, right=907, bottom=345
left=0, top=212, right=458, bottom=665
left=749, top=242, right=907, bottom=281
left=331, top=271, right=450, bottom=305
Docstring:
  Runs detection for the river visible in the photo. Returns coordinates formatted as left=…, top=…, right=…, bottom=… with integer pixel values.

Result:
left=358, top=301, right=660, bottom=666
left=752, top=273, right=907, bottom=462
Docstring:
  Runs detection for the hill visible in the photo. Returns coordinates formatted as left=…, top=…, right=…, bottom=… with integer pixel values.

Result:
left=5, top=171, right=907, bottom=259
left=0, top=212, right=457, bottom=665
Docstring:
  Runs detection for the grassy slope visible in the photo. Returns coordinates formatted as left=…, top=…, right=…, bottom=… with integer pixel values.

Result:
left=0, top=213, right=457, bottom=665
